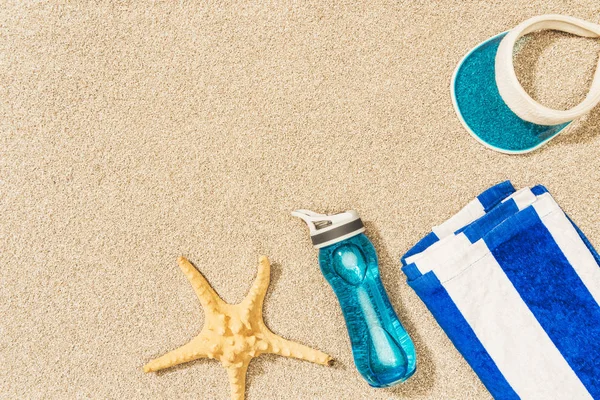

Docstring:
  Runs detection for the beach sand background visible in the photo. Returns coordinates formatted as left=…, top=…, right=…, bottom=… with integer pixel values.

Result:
left=2, top=1, right=599, bottom=399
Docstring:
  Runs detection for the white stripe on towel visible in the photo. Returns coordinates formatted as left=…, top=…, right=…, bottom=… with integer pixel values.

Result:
left=432, top=198, right=485, bottom=238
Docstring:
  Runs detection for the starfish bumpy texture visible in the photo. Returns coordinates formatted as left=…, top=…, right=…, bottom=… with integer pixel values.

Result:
left=144, top=256, right=333, bottom=400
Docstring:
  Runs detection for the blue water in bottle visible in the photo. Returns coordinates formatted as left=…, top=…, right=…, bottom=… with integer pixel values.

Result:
left=293, top=210, right=417, bottom=387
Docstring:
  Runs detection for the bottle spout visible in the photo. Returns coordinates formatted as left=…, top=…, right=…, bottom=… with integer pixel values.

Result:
left=291, top=210, right=329, bottom=235
left=292, top=209, right=365, bottom=249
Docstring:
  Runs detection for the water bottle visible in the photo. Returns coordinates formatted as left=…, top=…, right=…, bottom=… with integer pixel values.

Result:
left=292, top=209, right=417, bottom=387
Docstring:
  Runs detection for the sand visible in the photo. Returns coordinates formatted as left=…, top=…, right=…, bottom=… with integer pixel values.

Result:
left=1, top=1, right=599, bottom=399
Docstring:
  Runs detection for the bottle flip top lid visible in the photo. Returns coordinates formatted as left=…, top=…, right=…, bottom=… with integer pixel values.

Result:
left=292, top=209, right=365, bottom=249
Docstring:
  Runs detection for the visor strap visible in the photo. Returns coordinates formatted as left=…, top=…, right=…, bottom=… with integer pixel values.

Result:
left=495, top=14, right=600, bottom=125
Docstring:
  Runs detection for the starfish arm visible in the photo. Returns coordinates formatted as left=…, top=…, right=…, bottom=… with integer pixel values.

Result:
left=241, top=256, right=270, bottom=314
left=226, top=359, right=250, bottom=400
left=261, top=330, right=333, bottom=367
left=143, top=336, right=209, bottom=373
left=177, top=256, right=224, bottom=310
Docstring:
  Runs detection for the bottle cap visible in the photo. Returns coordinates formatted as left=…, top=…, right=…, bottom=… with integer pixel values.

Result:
left=292, top=209, right=365, bottom=249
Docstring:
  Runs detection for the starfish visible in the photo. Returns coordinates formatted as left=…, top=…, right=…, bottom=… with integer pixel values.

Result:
left=144, top=256, right=333, bottom=400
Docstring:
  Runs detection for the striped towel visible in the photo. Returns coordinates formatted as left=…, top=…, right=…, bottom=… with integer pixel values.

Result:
left=401, top=181, right=600, bottom=400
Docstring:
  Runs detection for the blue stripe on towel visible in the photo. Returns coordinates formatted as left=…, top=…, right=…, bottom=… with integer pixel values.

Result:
left=530, top=185, right=548, bottom=196
left=401, top=263, right=422, bottom=281
left=401, top=232, right=440, bottom=266
left=460, top=199, right=519, bottom=242
left=527, top=185, right=599, bottom=265
left=477, top=180, right=515, bottom=211
left=409, top=272, right=519, bottom=399
left=488, top=207, right=600, bottom=397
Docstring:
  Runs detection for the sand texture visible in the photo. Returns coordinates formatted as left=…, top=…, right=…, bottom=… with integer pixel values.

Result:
left=1, top=1, right=599, bottom=399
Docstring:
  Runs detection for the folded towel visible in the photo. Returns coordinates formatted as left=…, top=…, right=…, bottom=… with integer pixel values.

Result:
left=402, top=182, right=600, bottom=400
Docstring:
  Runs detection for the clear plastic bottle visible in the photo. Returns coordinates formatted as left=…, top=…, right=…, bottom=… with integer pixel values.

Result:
left=293, top=210, right=417, bottom=387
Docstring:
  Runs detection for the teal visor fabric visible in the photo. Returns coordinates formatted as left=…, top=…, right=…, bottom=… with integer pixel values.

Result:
left=452, top=33, right=571, bottom=153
